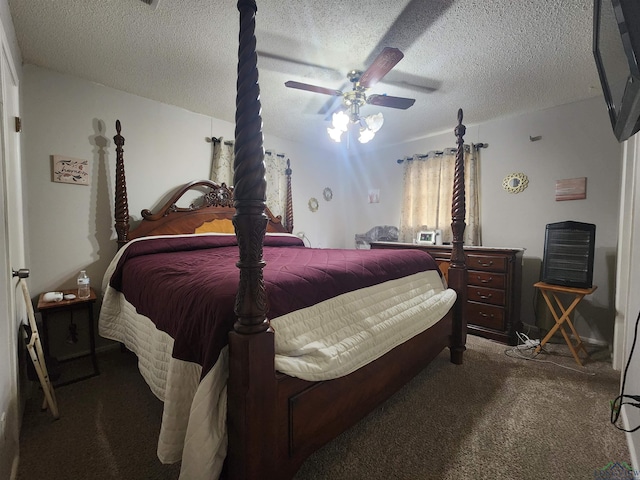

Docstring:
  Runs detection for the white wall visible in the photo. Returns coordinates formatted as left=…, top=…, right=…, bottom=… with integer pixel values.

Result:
left=286, top=144, right=346, bottom=249
left=618, top=133, right=640, bottom=467
left=340, top=98, right=622, bottom=347
left=23, top=65, right=212, bottom=298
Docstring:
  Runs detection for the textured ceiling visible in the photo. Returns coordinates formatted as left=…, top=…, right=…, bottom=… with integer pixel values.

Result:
left=8, top=0, right=602, bottom=152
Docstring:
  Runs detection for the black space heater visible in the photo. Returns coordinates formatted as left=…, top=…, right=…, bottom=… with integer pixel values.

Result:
left=541, top=221, right=596, bottom=289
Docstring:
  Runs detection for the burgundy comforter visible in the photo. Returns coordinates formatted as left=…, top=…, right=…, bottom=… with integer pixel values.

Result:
left=110, top=234, right=440, bottom=377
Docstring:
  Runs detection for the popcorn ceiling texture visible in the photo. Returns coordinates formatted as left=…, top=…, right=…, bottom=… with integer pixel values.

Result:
left=8, top=0, right=600, bottom=150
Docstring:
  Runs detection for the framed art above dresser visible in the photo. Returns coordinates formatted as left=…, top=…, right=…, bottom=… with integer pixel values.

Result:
left=371, top=243, right=524, bottom=345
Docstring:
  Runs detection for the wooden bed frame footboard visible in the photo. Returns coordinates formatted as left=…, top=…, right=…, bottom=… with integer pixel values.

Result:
left=109, top=1, right=467, bottom=478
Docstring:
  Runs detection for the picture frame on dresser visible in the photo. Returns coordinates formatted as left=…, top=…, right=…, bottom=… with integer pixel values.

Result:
left=371, top=242, right=524, bottom=345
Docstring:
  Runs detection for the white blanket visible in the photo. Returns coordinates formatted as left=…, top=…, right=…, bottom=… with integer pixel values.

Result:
left=273, top=271, right=456, bottom=380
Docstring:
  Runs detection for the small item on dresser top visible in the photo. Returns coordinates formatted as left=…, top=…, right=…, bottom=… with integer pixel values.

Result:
left=416, top=229, right=443, bottom=245
left=42, top=291, right=63, bottom=302
left=77, top=270, right=91, bottom=299
left=63, top=294, right=76, bottom=300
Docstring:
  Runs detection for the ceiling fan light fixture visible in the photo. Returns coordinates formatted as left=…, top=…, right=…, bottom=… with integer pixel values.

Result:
left=364, top=112, right=384, bottom=133
left=358, top=128, right=375, bottom=144
left=331, top=110, right=349, bottom=132
left=328, top=110, right=383, bottom=144
left=327, top=127, right=344, bottom=143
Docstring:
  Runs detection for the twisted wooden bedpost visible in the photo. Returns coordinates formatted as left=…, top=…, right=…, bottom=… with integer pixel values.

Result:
left=285, top=158, right=293, bottom=233
left=449, top=108, right=468, bottom=364
left=113, top=120, right=129, bottom=250
left=227, top=0, right=277, bottom=478
left=231, top=1, right=268, bottom=335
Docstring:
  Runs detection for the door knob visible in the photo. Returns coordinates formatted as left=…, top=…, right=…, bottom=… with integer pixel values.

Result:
left=12, top=268, right=30, bottom=278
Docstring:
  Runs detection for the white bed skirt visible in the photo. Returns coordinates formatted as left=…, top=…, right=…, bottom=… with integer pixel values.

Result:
left=99, top=269, right=455, bottom=480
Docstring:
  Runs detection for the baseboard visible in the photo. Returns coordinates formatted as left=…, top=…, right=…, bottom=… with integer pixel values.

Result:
left=96, top=343, right=121, bottom=354
left=55, top=342, right=120, bottom=362
left=582, top=336, right=610, bottom=348
left=519, top=322, right=611, bottom=348
left=10, top=453, right=19, bottom=480
left=623, top=410, right=639, bottom=473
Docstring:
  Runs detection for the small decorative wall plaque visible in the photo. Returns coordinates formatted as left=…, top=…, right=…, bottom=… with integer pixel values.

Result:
left=51, top=155, right=89, bottom=185
left=555, top=177, right=586, bottom=201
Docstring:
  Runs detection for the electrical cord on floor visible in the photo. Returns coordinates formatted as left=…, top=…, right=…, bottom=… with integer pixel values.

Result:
left=504, top=331, right=596, bottom=376
left=611, top=309, right=640, bottom=432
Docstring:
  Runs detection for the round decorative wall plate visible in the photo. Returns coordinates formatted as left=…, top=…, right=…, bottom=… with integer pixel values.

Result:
left=502, top=173, right=529, bottom=194
left=308, top=197, right=319, bottom=212
left=323, top=187, right=333, bottom=201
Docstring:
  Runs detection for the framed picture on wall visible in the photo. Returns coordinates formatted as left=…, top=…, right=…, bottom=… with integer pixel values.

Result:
left=51, top=155, right=89, bottom=186
left=555, top=177, right=586, bottom=201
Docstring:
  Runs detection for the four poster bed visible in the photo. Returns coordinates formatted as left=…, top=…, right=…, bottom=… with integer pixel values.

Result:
left=98, top=2, right=469, bottom=479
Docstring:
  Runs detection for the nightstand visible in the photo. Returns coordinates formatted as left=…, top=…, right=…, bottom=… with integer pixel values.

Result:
left=37, top=287, right=100, bottom=385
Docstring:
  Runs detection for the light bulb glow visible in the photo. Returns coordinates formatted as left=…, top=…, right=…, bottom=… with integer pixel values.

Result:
left=332, top=111, right=349, bottom=131
left=327, top=127, right=343, bottom=142
left=365, top=112, right=384, bottom=133
left=328, top=109, right=383, bottom=144
left=358, top=128, right=375, bottom=143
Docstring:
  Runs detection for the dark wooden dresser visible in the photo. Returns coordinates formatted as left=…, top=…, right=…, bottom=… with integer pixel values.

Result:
left=370, top=242, right=524, bottom=345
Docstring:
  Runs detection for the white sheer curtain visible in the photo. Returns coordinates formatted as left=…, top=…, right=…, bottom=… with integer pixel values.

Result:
left=263, top=151, right=288, bottom=221
left=399, top=146, right=480, bottom=245
left=210, top=139, right=234, bottom=187
left=210, top=138, right=289, bottom=223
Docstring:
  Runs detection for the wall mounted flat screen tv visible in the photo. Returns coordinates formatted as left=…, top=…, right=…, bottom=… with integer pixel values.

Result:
left=593, top=0, right=640, bottom=142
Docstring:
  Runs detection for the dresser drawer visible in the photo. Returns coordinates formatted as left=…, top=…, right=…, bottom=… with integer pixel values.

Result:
left=466, top=254, right=507, bottom=272
left=467, top=301, right=505, bottom=330
left=369, top=242, right=523, bottom=345
left=468, top=271, right=506, bottom=289
left=467, top=286, right=505, bottom=306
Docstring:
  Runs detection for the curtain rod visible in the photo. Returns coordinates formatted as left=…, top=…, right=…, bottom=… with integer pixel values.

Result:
left=211, top=137, right=234, bottom=146
left=396, top=142, right=487, bottom=164
left=212, top=137, right=287, bottom=157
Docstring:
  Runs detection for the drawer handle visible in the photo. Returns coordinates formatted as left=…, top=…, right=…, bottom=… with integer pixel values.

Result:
left=477, top=292, right=493, bottom=300
left=478, top=276, right=492, bottom=283
left=479, top=312, right=494, bottom=318
left=476, top=260, right=493, bottom=267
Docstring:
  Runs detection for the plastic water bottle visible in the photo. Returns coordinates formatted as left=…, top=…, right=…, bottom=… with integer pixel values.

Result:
left=77, top=270, right=90, bottom=299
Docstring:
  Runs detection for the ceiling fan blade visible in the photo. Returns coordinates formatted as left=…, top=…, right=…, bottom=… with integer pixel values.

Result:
left=359, top=47, right=404, bottom=88
left=367, top=94, right=415, bottom=110
left=284, top=81, right=343, bottom=97
left=380, top=80, right=438, bottom=93
left=364, top=0, right=455, bottom=66
left=257, top=51, right=344, bottom=81
left=379, top=70, right=440, bottom=93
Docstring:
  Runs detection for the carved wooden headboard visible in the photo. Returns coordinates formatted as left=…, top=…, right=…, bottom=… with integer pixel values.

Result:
left=112, top=121, right=293, bottom=248
left=126, top=179, right=289, bottom=243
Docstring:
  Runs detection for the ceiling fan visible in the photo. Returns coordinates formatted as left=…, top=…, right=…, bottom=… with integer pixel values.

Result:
left=284, top=47, right=416, bottom=143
